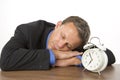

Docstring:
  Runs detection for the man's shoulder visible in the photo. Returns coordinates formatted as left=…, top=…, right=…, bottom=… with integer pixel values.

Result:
left=18, top=20, right=55, bottom=28
left=26, top=20, right=55, bottom=27
left=15, top=20, right=55, bottom=32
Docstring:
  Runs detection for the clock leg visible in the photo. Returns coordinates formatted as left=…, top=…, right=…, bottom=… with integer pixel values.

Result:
left=98, top=71, right=101, bottom=75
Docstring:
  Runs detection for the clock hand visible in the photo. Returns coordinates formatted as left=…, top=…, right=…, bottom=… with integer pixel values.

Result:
left=83, top=59, right=92, bottom=72
left=89, top=53, right=93, bottom=61
left=86, top=53, right=93, bottom=67
left=87, top=58, right=92, bottom=66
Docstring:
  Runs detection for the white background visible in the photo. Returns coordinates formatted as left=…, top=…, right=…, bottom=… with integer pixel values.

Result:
left=0, top=0, right=120, bottom=64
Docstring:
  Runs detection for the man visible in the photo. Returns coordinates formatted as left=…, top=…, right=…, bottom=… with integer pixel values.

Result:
left=0, top=16, right=114, bottom=71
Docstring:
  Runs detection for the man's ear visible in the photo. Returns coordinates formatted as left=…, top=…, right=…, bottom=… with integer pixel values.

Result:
left=55, top=21, right=62, bottom=29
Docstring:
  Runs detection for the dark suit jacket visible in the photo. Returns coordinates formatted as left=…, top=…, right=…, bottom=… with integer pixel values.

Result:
left=0, top=20, right=55, bottom=71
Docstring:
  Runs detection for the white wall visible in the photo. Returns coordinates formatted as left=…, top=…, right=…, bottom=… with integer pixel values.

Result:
left=0, top=0, right=120, bottom=64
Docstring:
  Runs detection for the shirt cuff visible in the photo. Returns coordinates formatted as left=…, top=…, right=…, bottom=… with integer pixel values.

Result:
left=76, top=55, right=83, bottom=67
left=49, top=50, right=56, bottom=66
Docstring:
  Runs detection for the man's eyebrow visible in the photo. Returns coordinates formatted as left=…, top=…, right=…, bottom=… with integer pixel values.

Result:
left=67, top=43, right=73, bottom=50
left=63, top=33, right=73, bottom=48
left=66, top=41, right=73, bottom=50
left=61, top=31, right=73, bottom=50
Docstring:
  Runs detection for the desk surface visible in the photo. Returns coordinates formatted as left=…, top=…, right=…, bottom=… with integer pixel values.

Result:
left=0, top=64, right=120, bottom=80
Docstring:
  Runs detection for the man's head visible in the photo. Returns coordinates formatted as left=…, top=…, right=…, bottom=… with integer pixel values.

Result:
left=48, top=16, right=90, bottom=51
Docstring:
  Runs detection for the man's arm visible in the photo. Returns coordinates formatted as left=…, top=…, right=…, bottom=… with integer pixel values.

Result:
left=0, top=25, right=51, bottom=71
left=106, top=49, right=116, bottom=66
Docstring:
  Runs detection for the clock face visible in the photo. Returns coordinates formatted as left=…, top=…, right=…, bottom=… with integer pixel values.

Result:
left=82, top=48, right=108, bottom=72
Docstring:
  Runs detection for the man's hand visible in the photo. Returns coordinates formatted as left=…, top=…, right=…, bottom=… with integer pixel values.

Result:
left=52, top=50, right=83, bottom=67
left=52, top=50, right=83, bottom=59
left=55, top=57, right=81, bottom=67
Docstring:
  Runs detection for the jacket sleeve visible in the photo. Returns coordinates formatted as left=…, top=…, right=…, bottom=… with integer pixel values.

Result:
left=0, top=24, right=51, bottom=71
left=106, top=48, right=116, bottom=66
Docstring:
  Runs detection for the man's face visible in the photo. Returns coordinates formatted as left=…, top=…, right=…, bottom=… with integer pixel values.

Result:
left=48, top=22, right=81, bottom=51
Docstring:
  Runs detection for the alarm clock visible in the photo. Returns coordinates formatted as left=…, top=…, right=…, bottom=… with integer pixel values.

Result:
left=81, top=37, right=109, bottom=75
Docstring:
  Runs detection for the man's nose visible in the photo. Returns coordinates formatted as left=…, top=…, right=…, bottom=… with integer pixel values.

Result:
left=57, top=40, right=66, bottom=48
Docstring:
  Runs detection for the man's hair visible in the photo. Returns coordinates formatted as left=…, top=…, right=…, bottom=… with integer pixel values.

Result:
left=62, top=16, right=90, bottom=51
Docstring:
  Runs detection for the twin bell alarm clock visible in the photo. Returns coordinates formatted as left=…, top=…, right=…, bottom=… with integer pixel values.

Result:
left=81, top=37, right=114, bottom=75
